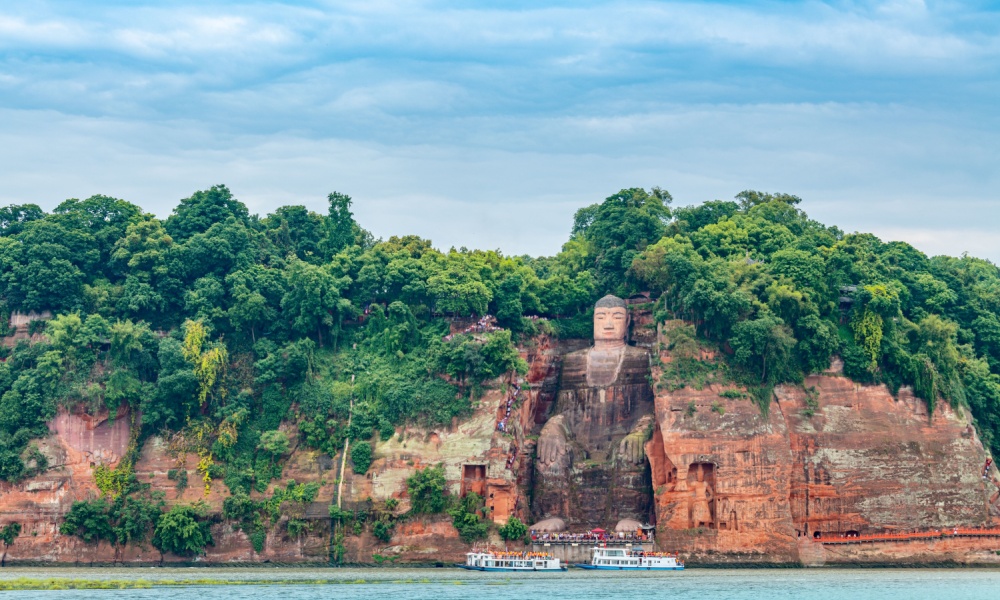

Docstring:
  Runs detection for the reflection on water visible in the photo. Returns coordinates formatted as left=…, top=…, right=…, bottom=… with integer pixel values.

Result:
left=1, top=567, right=999, bottom=600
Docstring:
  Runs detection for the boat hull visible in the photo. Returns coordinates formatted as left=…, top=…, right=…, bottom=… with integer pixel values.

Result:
left=457, top=565, right=568, bottom=572
left=574, top=564, right=684, bottom=571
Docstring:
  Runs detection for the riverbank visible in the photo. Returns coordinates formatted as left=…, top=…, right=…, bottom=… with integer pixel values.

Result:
left=3, top=566, right=1000, bottom=600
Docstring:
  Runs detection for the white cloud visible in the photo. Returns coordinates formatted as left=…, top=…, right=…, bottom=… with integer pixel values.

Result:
left=0, top=14, right=87, bottom=46
left=865, top=227, right=998, bottom=262
left=112, top=15, right=296, bottom=57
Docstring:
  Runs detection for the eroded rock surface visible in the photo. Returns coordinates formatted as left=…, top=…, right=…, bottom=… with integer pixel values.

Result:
left=645, top=335, right=1000, bottom=564
left=5, top=312, right=1000, bottom=566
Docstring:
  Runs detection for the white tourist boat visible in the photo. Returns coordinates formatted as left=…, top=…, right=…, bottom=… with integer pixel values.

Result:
left=459, top=550, right=567, bottom=571
left=575, top=546, right=684, bottom=570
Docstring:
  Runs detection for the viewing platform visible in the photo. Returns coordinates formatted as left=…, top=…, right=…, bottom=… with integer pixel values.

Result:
left=818, top=527, right=1000, bottom=545
left=530, top=536, right=652, bottom=545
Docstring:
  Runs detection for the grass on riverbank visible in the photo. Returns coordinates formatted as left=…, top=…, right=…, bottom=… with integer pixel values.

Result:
left=0, top=577, right=470, bottom=590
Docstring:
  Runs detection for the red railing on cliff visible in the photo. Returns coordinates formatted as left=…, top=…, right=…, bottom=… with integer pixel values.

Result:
left=819, top=527, right=1000, bottom=545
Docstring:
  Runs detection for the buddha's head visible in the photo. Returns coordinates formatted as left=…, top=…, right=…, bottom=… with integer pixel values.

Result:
left=593, top=294, right=629, bottom=348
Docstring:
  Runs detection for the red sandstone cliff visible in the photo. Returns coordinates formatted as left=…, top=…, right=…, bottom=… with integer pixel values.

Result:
left=4, top=325, right=1000, bottom=566
left=0, top=377, right=529, bottom=565
left=644, top=324, right=1000, bottom=565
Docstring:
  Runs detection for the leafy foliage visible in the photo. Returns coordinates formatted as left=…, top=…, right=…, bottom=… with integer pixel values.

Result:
left=0, top=522, right=20, bottom=566
left=153, top=504, right=213, bottom=557
left=60, top=500, right=113, bottom=544
left=406, top=465, right=448, bottom=514
left=372, top=520, right=392, bottom=543
left=498, top=515, right=527, bottom=542
left=351, top=441, right=373, bottom=475
left=60, top=477, right=164, bottom=551
left=448, top=492, right=490, bottom=543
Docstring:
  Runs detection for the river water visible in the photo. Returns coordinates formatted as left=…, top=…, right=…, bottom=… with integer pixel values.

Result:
left=2, top=567, right=999, bottom=599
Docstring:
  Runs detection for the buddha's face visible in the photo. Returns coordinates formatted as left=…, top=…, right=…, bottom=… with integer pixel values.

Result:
left=594, top=306, right=629, bottom=342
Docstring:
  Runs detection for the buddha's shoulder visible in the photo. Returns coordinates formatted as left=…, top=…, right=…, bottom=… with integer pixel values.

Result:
left=620, top=344, right=650, bottom=364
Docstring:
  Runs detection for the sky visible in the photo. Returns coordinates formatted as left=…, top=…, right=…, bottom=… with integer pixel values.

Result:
left=0, top=0, right=998, bottom=261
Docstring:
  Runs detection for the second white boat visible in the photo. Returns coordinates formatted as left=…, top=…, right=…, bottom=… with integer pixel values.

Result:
left=575, top=546, right=684, bottom=570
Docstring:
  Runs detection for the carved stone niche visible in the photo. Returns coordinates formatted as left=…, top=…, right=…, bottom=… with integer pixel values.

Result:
left=687, top=462, right=716, bottom=529
left=461, top=464, right=487, bottom=497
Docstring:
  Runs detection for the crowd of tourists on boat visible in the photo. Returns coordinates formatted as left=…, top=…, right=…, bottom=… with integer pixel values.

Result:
left=489, top=551, right=556, bottom=559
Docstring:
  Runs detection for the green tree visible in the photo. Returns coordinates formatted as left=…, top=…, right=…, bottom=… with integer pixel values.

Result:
left=60, top=499, right=113, bottom=544
left=572, top=187, right=671, bottom=294
left=111, top=217, right=175, bottom=322
left=670, top=200, right=739, bottom=232
left=227, top=267, right=283, bottom=342
left=0, top=522, right=21, bottom=566
left=263, top=205, right=329, bottom=263
left=351, top=441, right=373, bottom=474
left=109, top=494, right=163, bottom=552
left=729, top=313, right=799, bottom=386
left=54, top=195, right=143, bottom=275
left=282, top=258, right=352, bottom=347
left=324, top=191, right=366, bottom=255
left=0, top=226, right=87, bottom=312
left=734, top=190, right=802, bottom=211
left=372, top=520, right=393, bottom=543
left=0, top=204, right=44, bottom=237
left=852, top=284, right=901, bottom=371
left=406, top=465, right=447, bottom=514
left=448, top=492, right=489, bottom=543
left=153, top=504, right=213, bottom=557
left=164, top=185, right=249, bottom=242
left=258, top=430, right=290, bottom=457
left=498, top=515, right=527, bottom=542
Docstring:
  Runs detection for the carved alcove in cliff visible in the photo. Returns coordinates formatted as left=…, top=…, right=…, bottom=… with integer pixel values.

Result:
left=461, top=464, right=486, bottom=497
left=647, top=425, right=677, bottom=491
left=686, top=462, right=716, bottom=529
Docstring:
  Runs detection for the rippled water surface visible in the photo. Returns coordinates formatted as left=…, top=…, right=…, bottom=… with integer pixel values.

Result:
left=2, top=567, right=1000, bottom=599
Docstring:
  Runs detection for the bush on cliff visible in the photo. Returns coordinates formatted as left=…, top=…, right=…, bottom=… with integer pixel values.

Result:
left=372, top=520, right=393, bottom=543
left=448, top=492, right=490, bottom=543
left=351, top=441, right=372, bottom=475
left=1, top=522, right=21, bottom=567
left=498, top=515, right=528, bottom=542
left=153, top=504, right=213, bottom=557
left=61, top=487, right=164, bottom=552
left=406, top=465, right=447, bottom=514
left=60, top=500, right=113, bottom=545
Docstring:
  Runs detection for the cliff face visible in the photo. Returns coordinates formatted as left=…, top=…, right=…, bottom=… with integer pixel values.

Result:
left=0, top=375, right=524, bottom=565
left=644, top=323, right=1000, bottom=565
left=646, top=382, right=800, bottom=563
left=3, top=323, right=1000, bottom=566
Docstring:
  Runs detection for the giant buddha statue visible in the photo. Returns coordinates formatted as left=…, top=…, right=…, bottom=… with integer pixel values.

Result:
left=532, top=294, right=654, bottom=527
